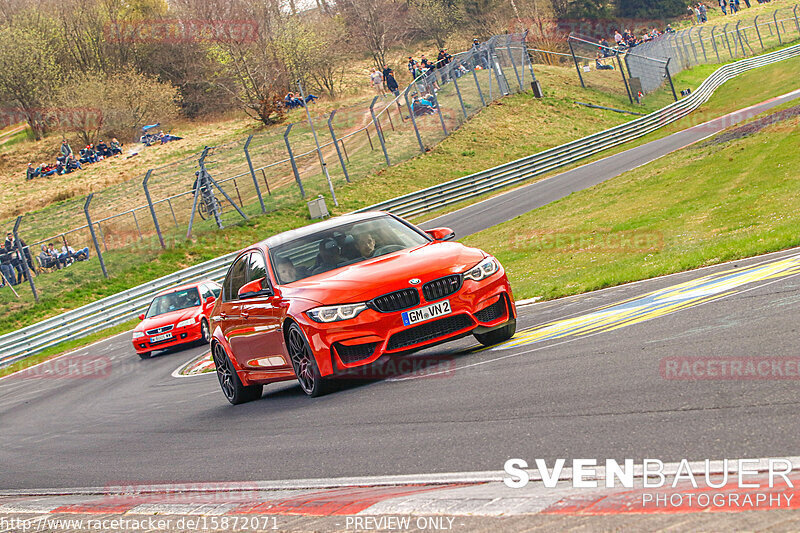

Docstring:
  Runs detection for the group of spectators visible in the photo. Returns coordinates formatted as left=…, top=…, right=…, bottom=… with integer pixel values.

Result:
left=369, top=66, right=400, bottom=98
left=26, top=139, right=122, bottom=181
left=713, top=0, right=766, bottom=17
left=282, top=92, right=318, bottom=109
left=0, top=231, right=89, bottom=287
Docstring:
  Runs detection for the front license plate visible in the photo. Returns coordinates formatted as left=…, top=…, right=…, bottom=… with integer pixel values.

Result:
left=150, top=333, right=173, bottom=342
left=402, top=300, right=451, bottom=326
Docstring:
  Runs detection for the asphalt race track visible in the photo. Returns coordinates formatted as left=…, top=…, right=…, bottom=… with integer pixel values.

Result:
left=2, top=94, right=800, bottom=491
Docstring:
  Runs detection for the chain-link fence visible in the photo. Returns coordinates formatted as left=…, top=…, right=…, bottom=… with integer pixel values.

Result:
left=567, top=4, right=800, bottom=103
left=2, top=32, right=536, bottom=297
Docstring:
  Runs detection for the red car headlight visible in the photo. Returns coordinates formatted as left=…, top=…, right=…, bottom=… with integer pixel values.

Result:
left=176, top=317, right=198, bottom=328
left=462, top=256, right=500, bottom=282
left=307, top=303, right=368, bottom=323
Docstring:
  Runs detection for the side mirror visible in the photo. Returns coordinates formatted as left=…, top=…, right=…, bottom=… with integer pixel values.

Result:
left=238, top=277, right=273, bottom=299
left=138, top=313, right=145, bottom=320
left=426, top=227, right=456, bottom=241
left=205, top=295, right=216, bottom=306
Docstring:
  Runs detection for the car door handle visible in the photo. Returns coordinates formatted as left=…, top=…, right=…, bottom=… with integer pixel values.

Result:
left=219, top=312, right=227, bottom=318
left=241, top=311, right=249, bottom=319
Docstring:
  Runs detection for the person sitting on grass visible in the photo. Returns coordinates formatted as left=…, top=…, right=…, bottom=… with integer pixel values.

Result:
left=26, top=163, right=39, bottom=181
left=96, top=140, right=110, bottom=158
left=39, top=244, right=61, bottom=270
left=596, top=53, right=614, bottom=70
left=62, top=241, right=90, bottom=262
left=38, top=163, right=57, bottom=177
left=65, top=156, right=82, bottom=172
left=110, top=138, right=122, bottom=155
left=48, top=243, right=68, bottom=267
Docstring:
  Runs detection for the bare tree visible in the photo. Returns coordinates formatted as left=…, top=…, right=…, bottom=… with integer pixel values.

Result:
left=408, top=0, right=462, bottom=50
left=338, top=0, right=407, bottom=70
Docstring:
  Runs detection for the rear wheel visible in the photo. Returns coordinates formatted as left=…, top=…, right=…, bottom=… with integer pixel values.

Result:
left=212, top=343, right=262, bottom=405
left=474, top=321, right=516, bottom=347
left=286, top=323, right=330, bottom=397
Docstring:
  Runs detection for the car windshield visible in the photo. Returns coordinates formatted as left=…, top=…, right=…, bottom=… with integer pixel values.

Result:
left=270, top=215, right=430, bottom=284
left=146, top=288, right=201, bottom=318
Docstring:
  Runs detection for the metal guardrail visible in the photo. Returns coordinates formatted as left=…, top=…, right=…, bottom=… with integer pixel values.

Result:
left=1, top=43, right=798, bottom=368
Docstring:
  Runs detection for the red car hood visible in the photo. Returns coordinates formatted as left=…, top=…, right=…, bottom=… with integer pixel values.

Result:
left=280, top=242, right=486, bottom=304
left=135, top=307, right=200, bottom=332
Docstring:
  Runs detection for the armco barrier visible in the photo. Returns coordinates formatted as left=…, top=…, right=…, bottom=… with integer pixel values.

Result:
left=1, top=43, right=798, bottom=368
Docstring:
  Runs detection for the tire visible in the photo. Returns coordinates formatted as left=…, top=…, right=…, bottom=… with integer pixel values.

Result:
left=286, top=323, right=330, bottom=397
left=474, top=321, right=516, bottom=347
left=199, top=319, right=210, bottom=345
left=138, top=352, right=151, bottom=360
left=197, top=201, right=209, bottom=221
left=212, top=343, right=263, bottom=405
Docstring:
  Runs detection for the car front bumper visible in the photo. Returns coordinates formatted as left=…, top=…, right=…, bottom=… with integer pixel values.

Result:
left=133, top=322, right=204, bottom=355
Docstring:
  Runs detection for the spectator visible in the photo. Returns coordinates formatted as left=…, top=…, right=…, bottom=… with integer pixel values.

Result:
left=370, top=68, right=385, bottom=97
left=48, top=243, right=68, bottom=267
left=60, top=139, right=73, bottom=159
left=614, top=30, right=623, bottom=46
left=385, top=69, right=400, bottom=97
left=407, top=56, right=417, bottom=75
left=65, top=156, right=81, bottom=172
left=596, top=53, right=614, bottom=70
left=26, top=162, right=39, bottom=181
left=39, top=244, right=61, bottom=270
left=96, top=140, right=110, bottom=158
left=411, top=95, right=435, bottom=116
left=693, top=4, right=702, bottom=23
left=62, top=241, right=89, bottom=262
left=110, top=138, right=122, bottom=155
left=719, top=0, right=727, bottom=15
left=0, top=244, right=14, bottom=286
left=5, top=232, right=34, bottom=284
left=699, top=3, right=709, bottom=21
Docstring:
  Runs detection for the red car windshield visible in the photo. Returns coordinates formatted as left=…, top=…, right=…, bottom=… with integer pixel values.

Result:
left=146, top=288, right=201, bottom=318
left=270, top=216, right=429, bottom=284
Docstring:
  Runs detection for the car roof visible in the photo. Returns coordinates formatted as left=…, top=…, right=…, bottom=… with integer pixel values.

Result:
left=256, top=211, right=390, bottom=250
left=154, top=279, right=219, bottom=297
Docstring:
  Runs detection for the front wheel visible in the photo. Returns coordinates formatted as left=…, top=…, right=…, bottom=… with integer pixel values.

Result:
left=199, top=319, right=210, bottom=345
left=286, top=323, right=330, bottom=397
left=474, top=321, right=516, bottom=347
left=138, top=352, right=151, bottom=360
left=212, top=343, right=263, bottom=405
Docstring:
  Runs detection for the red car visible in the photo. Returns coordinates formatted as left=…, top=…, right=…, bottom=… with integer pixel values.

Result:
left=133, top=280, right=221, bottom=359
left=210, top=212, right=516, bottom=404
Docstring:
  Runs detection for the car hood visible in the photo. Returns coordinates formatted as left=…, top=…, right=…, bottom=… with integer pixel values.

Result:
left=280, top=242, right=486, bottom=304
left=135, top=307, right=199, bottom=332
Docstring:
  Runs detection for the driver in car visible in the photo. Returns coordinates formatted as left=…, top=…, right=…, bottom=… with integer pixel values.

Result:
left=312, top=239, right=344, bottom=275
left=354, top=231, right=377, bottom=259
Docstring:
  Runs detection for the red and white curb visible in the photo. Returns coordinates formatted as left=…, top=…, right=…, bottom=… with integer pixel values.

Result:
left=2, top=458, right=800, bottom=517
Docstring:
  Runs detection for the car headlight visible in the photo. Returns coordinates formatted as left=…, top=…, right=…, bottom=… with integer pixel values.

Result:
left=176, top=317, right=197, bottom=328
left=307, top=303, right=368, bottom=323
left=463, top=256, right=500, bottom=282
left=132, top=331, right=144, bottom=339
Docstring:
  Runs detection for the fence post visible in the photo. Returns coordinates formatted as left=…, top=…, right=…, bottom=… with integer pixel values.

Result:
left=687, top=27, right=700, bottom=63
left=567, top=38, right=585, bottom=88
left=243, top=135, right=266, bottom=214
left=617, top=54, right=633, bottom=104
left=506, top=41, right=523, bottom=90
left=736, top=21, right=748, bottom=56
left=131, top=210, right=143, bottom=241
left=794, top=6, right=800, bottom=36
left=754, top=15, right=765, bottom=50
left=711, top=26, right=721, bottom=62
left=283, top=123, right=305, bottom=198
left=697, top=27, right=708, bottom=62
left=370, top=96, right=391, bottom=166
left=297, top=80, right=337, bottom=207
left=327, top=110, right=350, bottom=182
left=142, top=170, right=165, bottom=249
left=722, top=24, right=734, bottom=58
left=431, top=90, right=448, bottom=136
left=451, top=71, right=468, bottom=119
left=404, top=84, right=425, bottom=153
left=470, top=49, right=487, bottom=105
left=12, top=216, right=37, bottom=302
left=774, top=9, right=783, bottom=45
left=665, top=58, right=678, bottom=102
left=84, top=194, right=108, bottom=278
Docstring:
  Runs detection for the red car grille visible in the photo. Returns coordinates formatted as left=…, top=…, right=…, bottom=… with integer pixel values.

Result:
left=386, top=314, right=473, bottom=351
left=422, top=275, right=462, bottom=302
left=145, top=324, right=174, bottom=336
left=370, top=288, right=420, bottom=313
